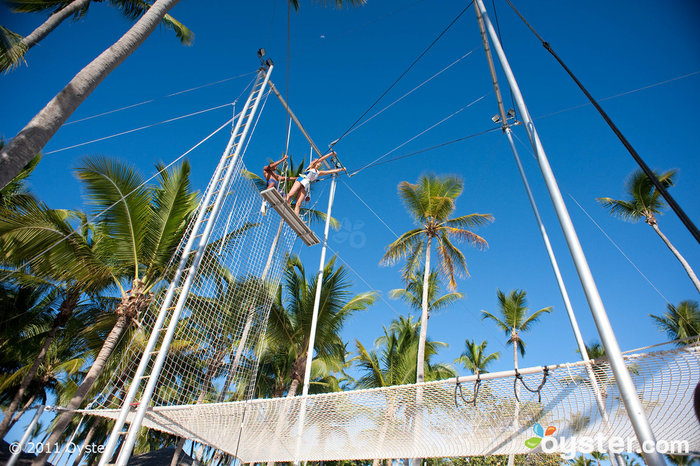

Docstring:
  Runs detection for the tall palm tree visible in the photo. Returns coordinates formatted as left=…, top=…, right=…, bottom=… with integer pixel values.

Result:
left=482, top=289, right=551, bottom=373
left=355, top=315, right=453, bottom=466
left=589, top=451, right=608, bottom=466
left=0, top=203, right=103, bottom=439
left=389, top=270, right=463, bottom=319
left=650, top=300, right=700, bottom=345
left=1, top=0, right=193, bottom=72
left=355, top=315, right=454, bottom=389
left=381, top=174, right=492, bottom=388
left=597, top=169, right=700, bottom=293
left=454, top=339, right=499, bottom=377
left=568, top=456, right=592, bottom=466
left=482, top=289, right=551, bottom=466
left=666, top=454, right=699, bottom=465
left=265, top=254, right=376, bottom=397
left=0, top=0, right=184, bottom=190
left=29, top=157, right=198, bottom=464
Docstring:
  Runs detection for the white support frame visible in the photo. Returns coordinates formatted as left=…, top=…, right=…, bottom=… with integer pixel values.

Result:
left=473, top=1, right=664, bottom=464
left=98, top=62, right=274, bottom=466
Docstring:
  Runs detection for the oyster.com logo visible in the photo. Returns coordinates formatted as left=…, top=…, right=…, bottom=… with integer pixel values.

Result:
left=525, top=422, right=556, bottom=449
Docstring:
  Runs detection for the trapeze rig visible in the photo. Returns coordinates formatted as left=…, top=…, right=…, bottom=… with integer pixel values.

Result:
left=96, top=49, right=346, bottom=466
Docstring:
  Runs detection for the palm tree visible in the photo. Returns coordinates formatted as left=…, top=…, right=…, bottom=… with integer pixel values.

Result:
left=589, top=451, right=608, bottom=466
left=25, top=157, right=198, bottom=464
left=354, top=315, right=453, bottom=466
left=266, top=254, right=376, bottom=397
left=650, top=300, right=700, bottom=345
left=1, top=0, right=193, bottom=73
left=389, top=270, right=463, bottom=319
left=568, top=455, right=591, bottom=466
left=666, top=454, right=699, bottom=465
left=0, top=0, right=184, bottom=190
left=381, top=174, right=492, bottom=388
left=454, top=339, right=499, bottom=377
left=597, top=169, right=700, bottom=293
left=0, top=203, right=104, bottom=439
left=482, top=289, right=551, bottom=373
left=482, top=289, right=551, bottom=466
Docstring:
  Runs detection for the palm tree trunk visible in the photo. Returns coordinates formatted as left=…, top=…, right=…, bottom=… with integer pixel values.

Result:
left=171, top=437, right=186, bottom=466
left=411, top=237, right=431, bottom=466
left=0, top=0, right=182, bottom=189
left=650, top=222, right=700, bottom=293
left=416, top=237, right=432, bottom=385
left=71, top=420, right=97, bottom=466
left=7, top=393, right=37, bottom=432
left=32, top=313, right=131, bottom=465
left=18, top=0, right=92, bottom=53
left=508, top=335, right=519, bottom=466
left=0, top=290, right=77, bottom=439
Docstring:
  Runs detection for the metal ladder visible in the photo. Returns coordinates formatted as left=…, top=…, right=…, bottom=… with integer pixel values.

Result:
left=98, top=61, right=274, bottom=466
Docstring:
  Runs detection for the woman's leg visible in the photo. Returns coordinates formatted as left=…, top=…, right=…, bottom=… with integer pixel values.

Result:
left=294, top=189, right=306, bottom=215
left=286, top=181, right=302, bottom=203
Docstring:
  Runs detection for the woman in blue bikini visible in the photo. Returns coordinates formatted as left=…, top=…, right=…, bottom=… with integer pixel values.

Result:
left=286, top=151, right=345, bottom=215
left=262, top=154, right=290, bottom=190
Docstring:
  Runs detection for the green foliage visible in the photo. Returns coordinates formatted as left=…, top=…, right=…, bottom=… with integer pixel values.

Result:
left=354, top=315, right=454, bottom=388
left=455, top=339, right=499, bottom=376
left=482, top=289, right=551, bottom=357
left=597, top=168, right=675, bottom=224
left=382, top=173, right=492, bottom=289
left=389, top=269, right=463, bottom=316
left=650, top=300, right=700, bottom=344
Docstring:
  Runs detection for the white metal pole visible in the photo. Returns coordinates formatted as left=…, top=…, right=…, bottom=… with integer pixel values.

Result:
left=293, top=174, right=337, bottom=465
left=112, top=64, right=273, bottom=466
left=474, top=1, right=664, bottom=464
left=302, top=174, right=338, bottom=397
left=97, top=70, right=267, bottom=466
left=7, top=405, right=44, bottom=466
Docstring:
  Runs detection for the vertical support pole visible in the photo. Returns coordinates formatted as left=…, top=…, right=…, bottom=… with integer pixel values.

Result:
left=102, top=64, right=274, bottom=466
left=302, top=174, right=337, bottom=397
left=471, top=9, right=618, bottom=463
left=293, top=174, right=337, bottom=464
left=7, top=405, right=45, bottom=466
left=97, top=69, right=269, bottom=466
left=473, top=1, right=664, bottom=464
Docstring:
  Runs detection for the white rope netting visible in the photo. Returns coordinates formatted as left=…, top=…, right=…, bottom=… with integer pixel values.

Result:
left=85, top=344, right=700, bottom=462
left=90, top=155, right=297, bottom=410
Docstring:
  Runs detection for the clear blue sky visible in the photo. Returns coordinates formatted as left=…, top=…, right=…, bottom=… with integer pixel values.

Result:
left=1, top=0, right=699, bottom=456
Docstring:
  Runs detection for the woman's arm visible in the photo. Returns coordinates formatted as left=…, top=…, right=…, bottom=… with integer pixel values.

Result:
left=318, top=167, right=346, bottom=176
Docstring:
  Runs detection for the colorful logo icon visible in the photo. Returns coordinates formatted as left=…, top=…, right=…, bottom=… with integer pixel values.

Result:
left=524, top=422, right=556, bottom=449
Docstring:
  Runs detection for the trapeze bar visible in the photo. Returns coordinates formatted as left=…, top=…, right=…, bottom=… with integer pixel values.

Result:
left=261, top=188, right=320, bottom=246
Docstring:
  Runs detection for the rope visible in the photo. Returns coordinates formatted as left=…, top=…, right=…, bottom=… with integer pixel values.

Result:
left=46, top=75, right=258, bottom=155
left=350, top=126, right=501, bottom=175
left=45, top=102, right=241, bottom=155
left=455, top=373, right=481, bottom=407
left=509, top=131, right=676, bottom=309
left=534, top=70, right=700, bottom=121
left=340, top=179, right=399, bottom=238
left=331, top=1, right=474, bottom=148
left=341, top=50, right=476, bottom=140
left=0, top=116, right=236, bottom=288
left=63, top=71, right=257, bottom=126
left=505, top=0, right=700, bottom=244
left=514, top=366, right=549, bottom=402
left=349, top=94, right=489, bottom=176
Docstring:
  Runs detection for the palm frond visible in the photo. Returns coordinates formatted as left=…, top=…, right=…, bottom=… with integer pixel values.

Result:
left=0, top=25, right=27, bottom=73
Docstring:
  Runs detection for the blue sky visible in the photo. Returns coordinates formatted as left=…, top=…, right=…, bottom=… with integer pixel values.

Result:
left=2, top=0, right=699, bottom=456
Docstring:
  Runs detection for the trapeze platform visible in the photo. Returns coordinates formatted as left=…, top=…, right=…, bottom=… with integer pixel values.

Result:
left=261, top=188, right=320, bottom=246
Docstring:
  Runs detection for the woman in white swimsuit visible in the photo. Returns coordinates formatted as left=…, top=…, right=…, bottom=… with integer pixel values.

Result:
left=286, top=151, right=345, bottom=215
